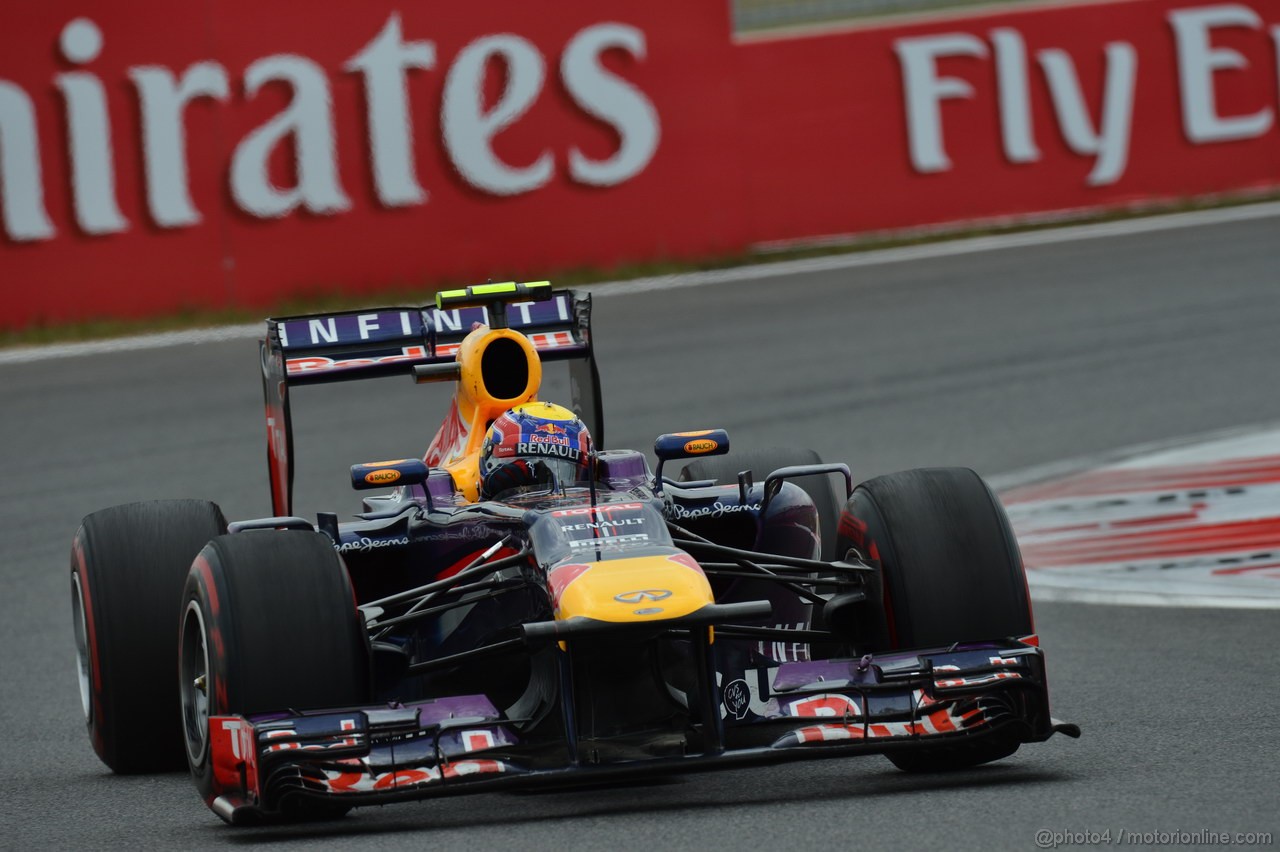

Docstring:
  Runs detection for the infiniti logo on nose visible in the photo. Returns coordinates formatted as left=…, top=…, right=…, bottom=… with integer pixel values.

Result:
left=613, top=589, right=672, bottom=604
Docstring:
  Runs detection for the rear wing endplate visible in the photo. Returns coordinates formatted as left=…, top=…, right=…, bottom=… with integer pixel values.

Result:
left=260, top=287, right=603, bottom=516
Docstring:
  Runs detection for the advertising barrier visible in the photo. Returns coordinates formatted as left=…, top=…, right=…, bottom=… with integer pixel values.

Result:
left=1, top=0, right=1276, bottom=329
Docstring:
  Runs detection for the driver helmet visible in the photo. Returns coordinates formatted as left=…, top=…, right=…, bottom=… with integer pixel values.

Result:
left=479, top=401, right=593, bottom=499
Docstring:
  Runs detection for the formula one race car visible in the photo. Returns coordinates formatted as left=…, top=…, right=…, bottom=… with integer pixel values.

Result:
left=70, top=282, right=1077, bottom=824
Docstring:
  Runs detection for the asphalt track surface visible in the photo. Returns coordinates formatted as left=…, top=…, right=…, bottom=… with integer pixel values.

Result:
left=2, top=214, right=1278, bottom=849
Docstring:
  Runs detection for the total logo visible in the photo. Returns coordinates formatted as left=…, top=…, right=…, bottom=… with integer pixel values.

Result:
left=552, top=502, right=644, bottom=518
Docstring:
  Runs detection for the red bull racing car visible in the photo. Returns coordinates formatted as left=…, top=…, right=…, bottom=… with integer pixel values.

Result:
left=70, top=282, right=1078, bottom=824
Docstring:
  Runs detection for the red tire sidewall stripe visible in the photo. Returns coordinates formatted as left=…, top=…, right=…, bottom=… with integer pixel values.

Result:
left=187, top=551, right=231, bottom=804
left=73, top=535, right=107, bottom=756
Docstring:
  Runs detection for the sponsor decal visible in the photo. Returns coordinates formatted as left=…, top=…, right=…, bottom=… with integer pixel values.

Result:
left=335, top=536, right=410, bottom=554
left=460, top=730, right=496, bottom=752
left=322, top=760, right=507, bottom=794
left=364, top=468, right=401, bottom=485
left=684, top=439, right=719, bottom=454
left=569, top=533, right=650, bottom=548
left=784, top=694, right=861, bottom=718
left=755, top=622, right=810, bottom=664
left=670, top=500, right=758, bottom=520
left=632, top=607, right=664, bottom=615
left=264, top=729, right=301, bottom=752
left=288, top=345, right=431, bottom=375
left=935, top=671, right=1022, bottom=688
left=560, top=518, right=644, bottom=532
left=673, top=430, right=714, bottom=438
left=220, top=719, right=245, bottom=760
left=552, top=503, right=644, bottom=518
left=275, top=300, right=567, bottom=349
left=279, top=311, right=419, bottom=350
left=414, top=525, right=494, bottom=543
left=260, top=719, right=360, bottom=753
left=211, top=717, right=259, bottom=794
left=723, top=679, right=751, bottom=720
left=787, top=700, right=984, bottom=744
left=360, top=459, right=413, bottom=468
left=612, top=589, right=672, bottom=603
left=285, top=333, right=578, bottom=377
left=718, top=666, right=782, bottom=720
left=516, top=441, right=581, bottom=460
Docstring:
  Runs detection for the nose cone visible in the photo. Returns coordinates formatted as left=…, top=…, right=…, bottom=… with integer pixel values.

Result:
left=550, top=552, right=713, bottom=623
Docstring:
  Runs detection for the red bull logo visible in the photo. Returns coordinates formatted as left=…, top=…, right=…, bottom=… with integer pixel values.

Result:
left=528, top=420, right=573, bottom=447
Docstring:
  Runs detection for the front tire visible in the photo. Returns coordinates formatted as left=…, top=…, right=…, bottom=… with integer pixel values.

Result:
left=71, top=500, right=226, bottom=773
left=181, top=531, right=371, bottom=812
left=835, top=467, right=1033, bottom=772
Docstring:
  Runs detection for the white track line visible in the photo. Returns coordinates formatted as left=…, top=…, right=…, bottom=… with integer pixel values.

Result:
left=4, top=201, right=1278, bottom=367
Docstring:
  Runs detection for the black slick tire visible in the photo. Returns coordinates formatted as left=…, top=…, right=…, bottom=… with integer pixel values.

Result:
left=70, top=499, right=227, bottom=773
left=180, top=530, right=370, bottom=816
left=835, top=467, right=1033, bottom=772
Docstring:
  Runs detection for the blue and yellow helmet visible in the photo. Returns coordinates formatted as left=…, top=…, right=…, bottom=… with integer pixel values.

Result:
left=479, top=402, right=593, bottom=499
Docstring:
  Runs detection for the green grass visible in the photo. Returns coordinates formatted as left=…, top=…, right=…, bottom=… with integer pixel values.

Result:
left=3, top=189, right=1275, bottom=350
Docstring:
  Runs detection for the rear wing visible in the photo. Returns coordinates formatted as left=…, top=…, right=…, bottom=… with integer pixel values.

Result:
left=260, top=285, right=604, bottom=516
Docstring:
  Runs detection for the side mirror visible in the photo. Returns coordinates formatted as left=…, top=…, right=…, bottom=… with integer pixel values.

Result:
left=653, top=429, right=730, bottom=489
left=350, top=458, right=430, bottom=491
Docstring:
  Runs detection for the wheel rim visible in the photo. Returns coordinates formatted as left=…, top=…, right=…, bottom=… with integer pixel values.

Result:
left=70, top=572, right=92, bottom=723
left=179, top=600, right=211, bottom=765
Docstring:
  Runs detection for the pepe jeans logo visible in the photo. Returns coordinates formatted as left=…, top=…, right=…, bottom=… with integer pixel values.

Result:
left=670, top=501, right=758, bottom=520
left=613, top=589, right=672, bottom=604
left=335, top=536, right=410, bottom=554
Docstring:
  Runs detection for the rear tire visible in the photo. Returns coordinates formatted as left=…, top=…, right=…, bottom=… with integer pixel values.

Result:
left=680, top=447, right=841, bottom=561
left=835, top=467, right=1033, bottom=772
left=181, top=531, right=370, bottom=814
left=71, top=500, right=227, bottom=774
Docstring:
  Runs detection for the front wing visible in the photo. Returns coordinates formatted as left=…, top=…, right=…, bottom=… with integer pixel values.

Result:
left=203, top=639, right=1077, bottom=823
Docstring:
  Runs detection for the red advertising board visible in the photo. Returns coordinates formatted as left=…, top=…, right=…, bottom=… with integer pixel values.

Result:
left=735, top=0, right=1280, bottom=243
left=0, top=1, right=1276, bottom=330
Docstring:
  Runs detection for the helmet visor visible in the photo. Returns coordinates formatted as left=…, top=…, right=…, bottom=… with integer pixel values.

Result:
left=482, top=456, right=588, bottom=500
